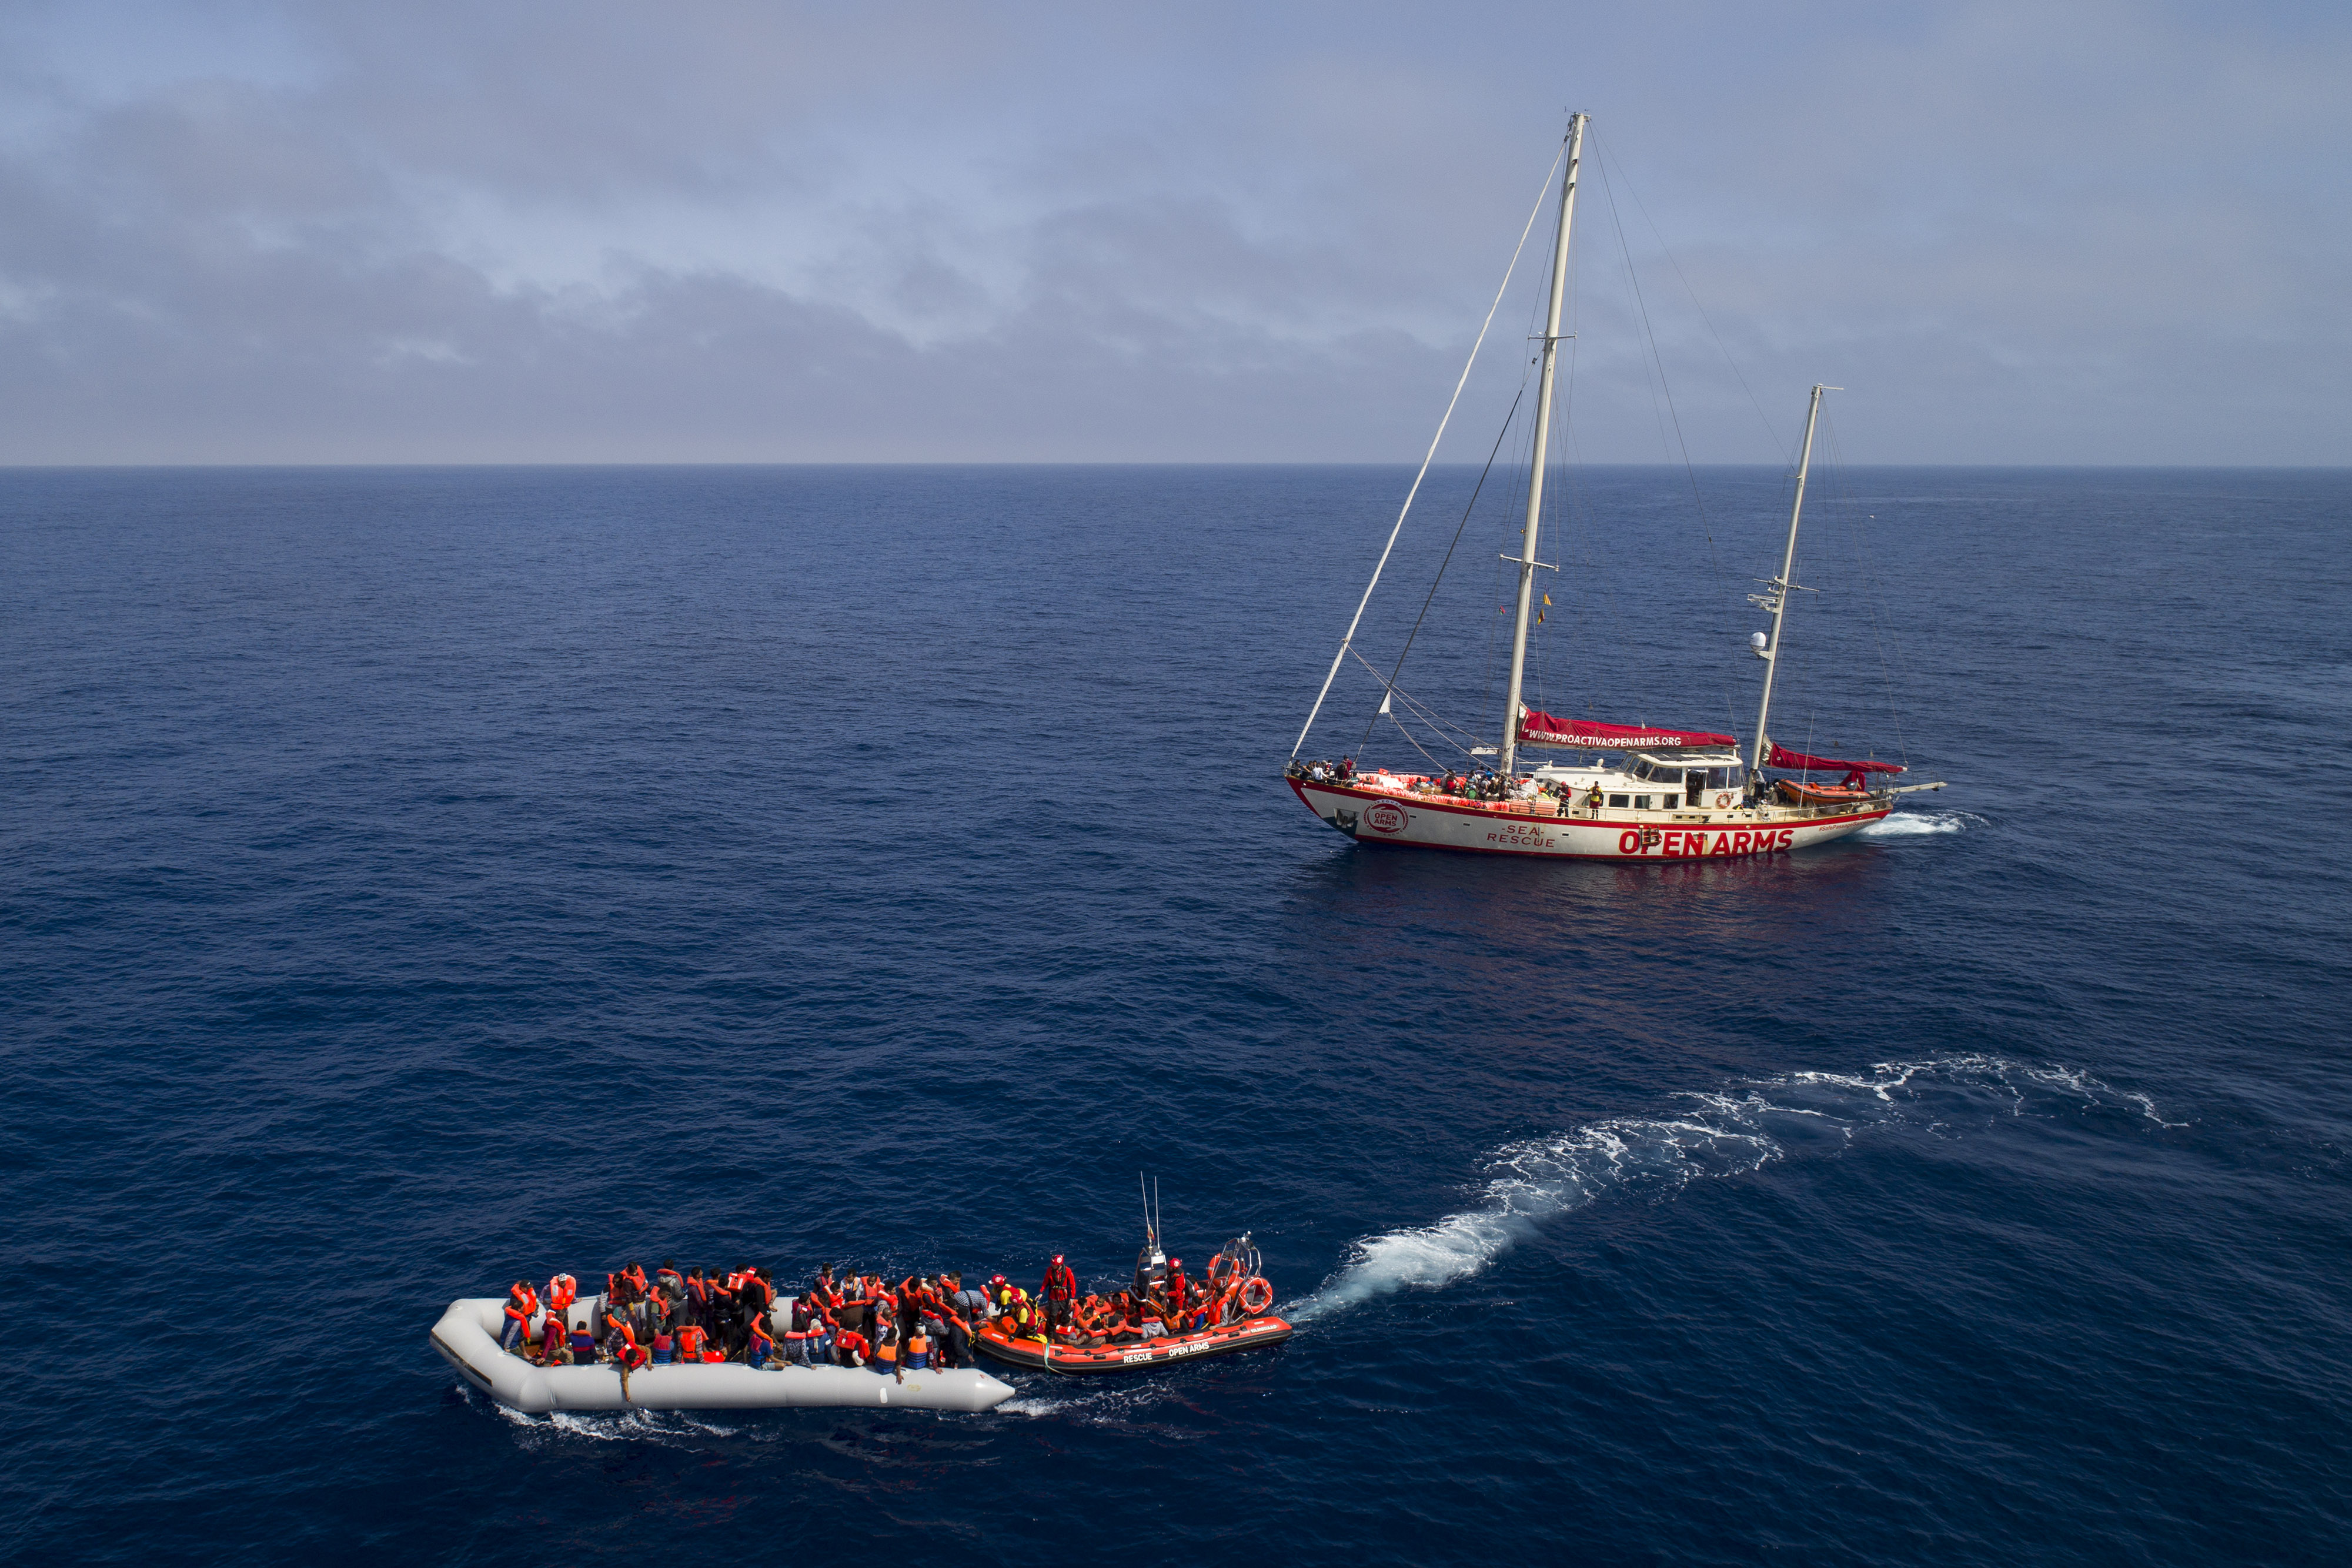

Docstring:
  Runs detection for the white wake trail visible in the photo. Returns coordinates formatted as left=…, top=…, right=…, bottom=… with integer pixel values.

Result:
left=1291, top=1056, right=2168, bottom=1322
left=1855, top=810, right=1984, bottom=839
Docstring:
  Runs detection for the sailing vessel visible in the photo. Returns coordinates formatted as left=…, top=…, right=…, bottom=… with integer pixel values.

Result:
left=1285, top=114, right=1942, bottom=861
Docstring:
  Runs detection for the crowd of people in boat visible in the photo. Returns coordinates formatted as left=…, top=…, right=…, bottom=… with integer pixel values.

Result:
left=1290, top=757, right=1562, bottom=804
left=496, top=1249, right=1270, bottom=1382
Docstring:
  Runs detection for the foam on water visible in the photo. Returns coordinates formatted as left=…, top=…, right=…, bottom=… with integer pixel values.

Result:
left=1292, top=1056, right=2169, bottom=1320
left=1855, top=810, right=1984, bottom=838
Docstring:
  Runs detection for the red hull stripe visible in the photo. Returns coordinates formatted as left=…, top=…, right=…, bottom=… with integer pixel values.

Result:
left=1285, top=778, right=1889, bottom=835
left=974, top=1319, right=1294, bottom=1376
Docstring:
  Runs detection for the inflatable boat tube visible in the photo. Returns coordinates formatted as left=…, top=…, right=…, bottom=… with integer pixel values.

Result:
left=429, top=1296, right=1014, bottom=1414
left=975, top=1313, right=1293, bottom=1375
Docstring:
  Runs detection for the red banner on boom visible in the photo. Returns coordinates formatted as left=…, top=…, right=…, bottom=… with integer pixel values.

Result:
left=1518, top=710, right=1738, bottom=750
left=1767, top=743, right=1904, bottom=775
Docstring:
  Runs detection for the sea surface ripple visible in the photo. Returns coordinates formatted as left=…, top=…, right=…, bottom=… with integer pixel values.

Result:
left=2, top=465, right=2347, bottom=1562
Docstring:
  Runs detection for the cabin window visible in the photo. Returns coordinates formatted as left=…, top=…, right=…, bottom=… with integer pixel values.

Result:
left=1633, top=794, right=1652, bottom=810
left=1661, top=793, right=1681, bottom=809
left=1608, top=794, right=1629, bottom=808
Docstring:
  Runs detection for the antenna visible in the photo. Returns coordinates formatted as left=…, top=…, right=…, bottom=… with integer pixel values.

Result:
left=1152, top=1178, right=1162, bottom=1243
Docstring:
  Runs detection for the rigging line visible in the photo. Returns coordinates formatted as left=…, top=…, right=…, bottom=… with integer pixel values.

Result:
left=1355, top=381, right=1531, bottom=758
left=1596, top=143, right=1725, bottom=585
left=1593, top=128, right=1788, bottom=457
left=1291, top=137, right=1569, bottom=760
left=1347, top=647, right=1475, bottom=742
left=1596, top=143, right=1749, bottom=738
left=1479, top=359, right=1541, bottom=753
left=1386, top=710, right=1454, bottom=773
left=1819, top=411, right=1911, bottom=765
left=1347, top=650, right=1485, bottom=762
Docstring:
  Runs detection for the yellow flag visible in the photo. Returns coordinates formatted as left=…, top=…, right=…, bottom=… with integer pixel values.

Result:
left=1537, top=610, right=1546, bottom=623
left=1542, top=594, right=1552, bottom=606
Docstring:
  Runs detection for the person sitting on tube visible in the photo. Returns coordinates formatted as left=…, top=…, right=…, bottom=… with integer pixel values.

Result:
left=567, top=1320, right=597, bottom=1364
left=501, top=1280, right=539, bottom=1352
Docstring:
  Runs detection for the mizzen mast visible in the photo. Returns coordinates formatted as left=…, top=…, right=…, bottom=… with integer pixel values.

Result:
left=1747, top=383, right=1837, bottom=778
left=1496, top=113, right=1586, bottom=778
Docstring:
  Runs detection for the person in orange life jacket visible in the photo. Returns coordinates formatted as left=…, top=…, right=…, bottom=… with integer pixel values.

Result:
left=741, top=1268, right=776, bottom=1339
left=1162, top=1259, right=1190, bottom=1327
left=502, top=1281, right=540, bottom=1351
left=706, top=1270, right=738, bottom=1351
left=545, top=1273, right=578, bottom=1318
left=896, top=1276, right=932, bottom=1345
left=746, top=1317, right=777, bottom=1368
left=1042, top=1255, right=1078, bottom=1329
left=539, top=1325, right=572, bottom=1366
left=833, top=1326, right=870, bottom=1368
left=675, top=1322, right=709, bottom=1362
left=652, top=1329, right=675, bottom=1365
left=870, top=1319, right=903, bottom=1378
left=946, top=1271, right=986, bottom=1323
left=608, top=1318, right=650, bottom=1372
left=653, top=1265, right=686, bottom=1335
left=901, top=1323, right=931, bottom=1377
left=935, top=1308, right=963, bottom=1368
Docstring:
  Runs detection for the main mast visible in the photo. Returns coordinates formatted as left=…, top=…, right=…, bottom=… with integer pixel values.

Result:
left=1497, top=114, right=1585, bottom=778
left=1748, top=383, right=1835, bottom=777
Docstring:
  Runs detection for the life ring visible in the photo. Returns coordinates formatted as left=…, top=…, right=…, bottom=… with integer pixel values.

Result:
left=1239, top=1276, right=1274, bottom=1315
left=1715, top=793, right=1732, bottom=808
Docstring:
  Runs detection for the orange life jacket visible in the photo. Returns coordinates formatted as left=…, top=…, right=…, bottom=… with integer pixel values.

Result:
left=545, top=1274, right=577, bottom=1312
left=505, top=1285, right=539, bottom=1322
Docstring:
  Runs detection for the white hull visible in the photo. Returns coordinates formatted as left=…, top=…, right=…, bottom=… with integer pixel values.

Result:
left=429, top=1297, right=1015, bottom=1413
left=1288, top=777, right=1886, bottom=860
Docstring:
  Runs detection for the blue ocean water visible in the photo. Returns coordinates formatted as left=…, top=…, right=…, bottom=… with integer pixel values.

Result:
left=3, top=464, right=2347, bottom=1562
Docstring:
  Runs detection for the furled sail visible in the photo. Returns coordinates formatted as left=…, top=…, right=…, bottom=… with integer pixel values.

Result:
left=1766, top=743, right=1903, bottom=774
left=1517, top=709, right=1737, bottom=750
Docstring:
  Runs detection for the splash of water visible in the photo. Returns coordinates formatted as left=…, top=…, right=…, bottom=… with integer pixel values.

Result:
left=1291, top=1056, right=2170, bottom=1322
left=1855, top=810, right=1984, bottom=838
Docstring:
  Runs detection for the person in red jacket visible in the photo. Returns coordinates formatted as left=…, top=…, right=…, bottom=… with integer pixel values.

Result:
left=1042, top=1255, right=1079, bottom=1329
left=502, top=1281, right=540, bottom=1352
left=1162, top=1259, right=1190, bottom=1330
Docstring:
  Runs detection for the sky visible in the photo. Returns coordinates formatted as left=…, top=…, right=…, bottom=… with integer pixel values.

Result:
left=0, top=0, right=2344, bottom=464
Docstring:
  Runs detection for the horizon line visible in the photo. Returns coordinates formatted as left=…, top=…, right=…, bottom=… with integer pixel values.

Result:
left=2, top=460, right=2347, bottom=472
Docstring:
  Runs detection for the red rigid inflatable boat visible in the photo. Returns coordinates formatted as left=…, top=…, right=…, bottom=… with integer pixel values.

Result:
left=975, top=1312, right=1293, bottom=1375
left=974, top=1224, right=1294, bottom=1376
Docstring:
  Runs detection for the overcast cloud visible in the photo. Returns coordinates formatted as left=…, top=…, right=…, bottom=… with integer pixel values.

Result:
left=0, top=0, right=2343, bottom=463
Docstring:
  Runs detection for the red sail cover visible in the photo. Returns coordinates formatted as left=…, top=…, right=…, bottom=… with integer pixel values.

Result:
left=1768, top=743, right=1904, bottom=774
left=1518, top=710, right=1738, bottom=750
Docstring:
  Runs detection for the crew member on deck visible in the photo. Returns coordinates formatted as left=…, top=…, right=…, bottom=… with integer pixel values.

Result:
left=1043, top=1254, right=1078, bottom=1329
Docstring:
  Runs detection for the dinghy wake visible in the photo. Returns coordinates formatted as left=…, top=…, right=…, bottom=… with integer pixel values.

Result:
left=1291, top=1055, right=2173, bottom=1322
